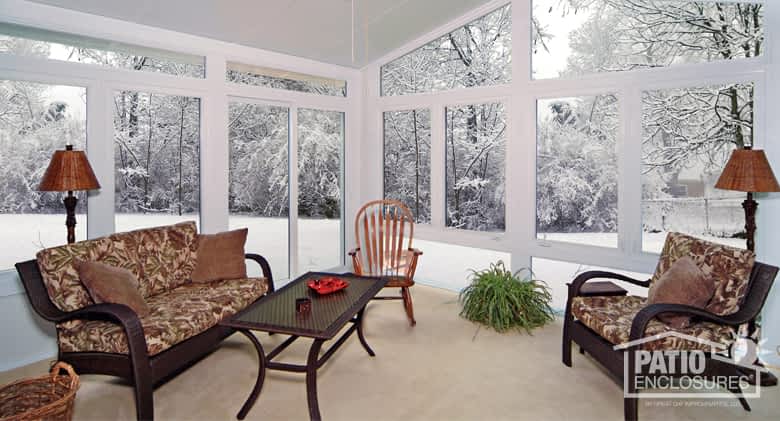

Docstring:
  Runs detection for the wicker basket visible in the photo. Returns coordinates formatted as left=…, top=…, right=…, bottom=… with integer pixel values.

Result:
left=0, top=362, right=80, bottom=421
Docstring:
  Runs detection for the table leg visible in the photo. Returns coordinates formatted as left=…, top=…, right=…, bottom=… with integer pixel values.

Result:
left=356, top=306, right=375, bottom=357
left=306, top=339, right=325, bottom=421
left=237, top=330, right=266, bottom=420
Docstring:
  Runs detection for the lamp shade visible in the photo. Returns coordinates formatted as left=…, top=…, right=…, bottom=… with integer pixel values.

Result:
left=715, top=149, right=780, bottom=193
left=38, top=145, right=101, bottom=192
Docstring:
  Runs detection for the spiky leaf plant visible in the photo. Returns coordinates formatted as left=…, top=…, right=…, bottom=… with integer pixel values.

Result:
left=459, top=261, right=555, bottom=333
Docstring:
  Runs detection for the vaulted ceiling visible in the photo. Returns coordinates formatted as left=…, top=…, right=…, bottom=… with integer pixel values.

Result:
left=27, top=0, right=496, bottom=67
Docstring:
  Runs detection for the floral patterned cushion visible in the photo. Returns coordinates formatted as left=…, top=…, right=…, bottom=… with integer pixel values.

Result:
left=571, top=295, right=735, bottom=351
left=650, top=232, right=755, bottom=316
left=57, top=277, right=268, bottom=356
left=108, top=221, right=198, bottom=298
left=36, top=237, right=117, bottom=314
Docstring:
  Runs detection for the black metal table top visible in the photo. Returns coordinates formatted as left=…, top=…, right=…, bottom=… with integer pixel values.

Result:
left=221, top=272, right=386, bottom=339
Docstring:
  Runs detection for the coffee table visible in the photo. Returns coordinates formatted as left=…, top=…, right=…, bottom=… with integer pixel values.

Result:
left=220, top=272, right=387, bottom=421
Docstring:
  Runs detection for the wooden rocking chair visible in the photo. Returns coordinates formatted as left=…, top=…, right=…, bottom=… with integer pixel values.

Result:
left=349, top=199, right=422, bottom=326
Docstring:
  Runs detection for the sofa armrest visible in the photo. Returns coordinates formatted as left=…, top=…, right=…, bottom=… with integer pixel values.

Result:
left=568, top=270, right=650, bottom=298
left=628, top=303, right=739, bottom=344
left=245, top=253, right=275, bottom=294
left=62, top=303, right=150, bottom=357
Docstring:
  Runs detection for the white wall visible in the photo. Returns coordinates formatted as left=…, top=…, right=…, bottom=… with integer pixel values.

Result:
left=0, top=0, right=361, bottom=371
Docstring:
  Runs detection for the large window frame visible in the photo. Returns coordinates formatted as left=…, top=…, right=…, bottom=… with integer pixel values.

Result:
left=0, top=2, right=358, bottom=285
left=366, top=0, right=769, bottom=279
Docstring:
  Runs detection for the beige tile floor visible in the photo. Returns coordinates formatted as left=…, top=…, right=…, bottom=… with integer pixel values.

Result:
left=2, top=285, right=778, bottom=421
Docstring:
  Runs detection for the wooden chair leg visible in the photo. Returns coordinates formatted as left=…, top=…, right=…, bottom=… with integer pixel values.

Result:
left=401, top=287, right=416, bottom=326
left=562, top=308, right=573, bottom=367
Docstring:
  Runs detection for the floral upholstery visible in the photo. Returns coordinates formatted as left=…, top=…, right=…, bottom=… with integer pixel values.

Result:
left=650, top=232, right=755, bottom=316
left=36, top=238, right=113, bottom=314
left=57, top=277, right=268, bottom=356
left=571, top=295, right=736, bottom=351
left=108, top=222, right=198, bottom=298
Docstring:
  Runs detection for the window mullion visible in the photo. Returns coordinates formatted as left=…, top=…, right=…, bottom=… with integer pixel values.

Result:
left=430, top=103, right=446, bottom=228
left=289, top=106, right=300, bottom=277
left=621, top=86, right=644, bottom=257
left=87, top=82, right=115, bottom=239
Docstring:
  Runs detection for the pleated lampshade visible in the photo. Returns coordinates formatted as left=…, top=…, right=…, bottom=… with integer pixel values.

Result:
left=38, top=145, right=101, bottom=192
left=715, top=149, right=780, bottom=193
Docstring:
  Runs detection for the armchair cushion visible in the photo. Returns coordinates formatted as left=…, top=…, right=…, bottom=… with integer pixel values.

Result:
left=57, top=277, right=268, bottom=356
left=647, top=256, right=715, bottom=328
left=571, top=295, right=735, bottom=351
left=650, top=232, right=755, bottom=316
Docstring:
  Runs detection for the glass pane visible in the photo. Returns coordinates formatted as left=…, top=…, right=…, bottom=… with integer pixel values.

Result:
left=531, top=257, right=651, bottom=310
left=642, top=83, right=752, bottom=252
left=0, top=22, right=204, bottom=78
left=381, top=4, right=511, bottom=96
left=532, top=0, right=763, bottom=80
left=0, top=81, right=86, bottom=266
left=298, top=108, right=344, bottom=273
left=114, top=92, right=200, bottom=231
left=227, top=62, right=346, bottom=97
left=536, top=95, right=619, bottom=248
left=445, top=102, right=506, bottom=231
left=383, top=109, right=432, bottom=223
left=229, top=102, right=290, bottom=280
left=414, top=240, right=511, bottom=291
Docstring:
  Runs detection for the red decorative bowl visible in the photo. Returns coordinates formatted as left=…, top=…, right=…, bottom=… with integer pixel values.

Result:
left=307, top=277, right=349, bottom=295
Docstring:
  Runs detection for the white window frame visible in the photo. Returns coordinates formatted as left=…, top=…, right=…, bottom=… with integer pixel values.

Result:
left=363, top=0, right=770, bottom=277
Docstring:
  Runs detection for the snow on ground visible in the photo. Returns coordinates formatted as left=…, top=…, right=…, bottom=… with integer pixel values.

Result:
left=1, top=214, right=745, bottom=310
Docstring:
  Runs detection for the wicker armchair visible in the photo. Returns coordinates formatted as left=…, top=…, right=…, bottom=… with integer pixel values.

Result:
left=562, top=233, right=778, bottom=421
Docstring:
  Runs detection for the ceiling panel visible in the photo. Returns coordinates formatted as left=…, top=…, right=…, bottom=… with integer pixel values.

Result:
left=25, top=0, right=496, bottom=67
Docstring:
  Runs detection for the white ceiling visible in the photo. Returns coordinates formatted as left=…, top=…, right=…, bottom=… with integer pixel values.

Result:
left=27, top=0, right=496, bottom=68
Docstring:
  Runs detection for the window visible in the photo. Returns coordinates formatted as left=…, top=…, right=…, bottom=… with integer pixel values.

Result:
left=298, top=108, right=344, bottom=273
left=446, top=102, right=506, bottom=231
left=536, top=94, right=619, bottom=248
left=0, top=80, right=86, bottom=267
left=532, top=0, right=764, bottom=79
left=0, top=22, right=205, bottom=78
left=383, top=109, right=432, bottom=223
left=114, top=92, right=200, bottom=231
left=381, top=4, right=511, bottom=96
left=228, top=101, right=290, bottom=279
left=641, top=82, right=752, bottom=252
left=227, top=62, right=346, bottom=97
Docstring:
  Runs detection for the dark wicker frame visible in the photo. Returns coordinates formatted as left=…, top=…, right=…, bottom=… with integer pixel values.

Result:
left=562, top=262, right=778, bottom=421
left=15, top=253, right=275, bottom=421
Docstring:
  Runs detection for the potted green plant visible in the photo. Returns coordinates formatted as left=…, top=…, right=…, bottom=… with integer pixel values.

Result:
left=459, top=261, right=555, bottom=333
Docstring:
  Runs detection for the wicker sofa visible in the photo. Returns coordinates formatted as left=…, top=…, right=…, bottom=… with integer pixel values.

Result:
left=15, top=222, right=274, bottom=421
left=562, top=232, right=778, bottom=421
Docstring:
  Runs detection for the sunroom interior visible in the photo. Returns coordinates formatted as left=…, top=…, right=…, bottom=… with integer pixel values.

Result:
left=1, top=0, right=780, bottom=420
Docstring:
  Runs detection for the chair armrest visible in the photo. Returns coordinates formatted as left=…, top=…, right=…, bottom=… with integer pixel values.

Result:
left=60, top=303, right=150, bottom=358
left=568, top=270, right=650, bottom=298
left=348, top=248, right=360, bottom=257
left=245, top=253, right=275, bottom=294
left=408, top=248, right=423, bottom=256
left=628, top=303, right=737, bottom=343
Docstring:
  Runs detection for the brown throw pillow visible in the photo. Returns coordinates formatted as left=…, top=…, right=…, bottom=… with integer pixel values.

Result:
left=77, top=261, right=150, bottom=317
left=191, top=228, right=248, bottom=283
left=646, top=256, right=715, bottom=329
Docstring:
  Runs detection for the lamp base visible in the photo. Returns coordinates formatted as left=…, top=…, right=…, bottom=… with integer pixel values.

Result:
left=64, top=192, right=77, bottom=244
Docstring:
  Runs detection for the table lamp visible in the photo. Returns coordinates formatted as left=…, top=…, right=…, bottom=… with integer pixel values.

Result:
left=38, top=144, right=101, bottom=244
